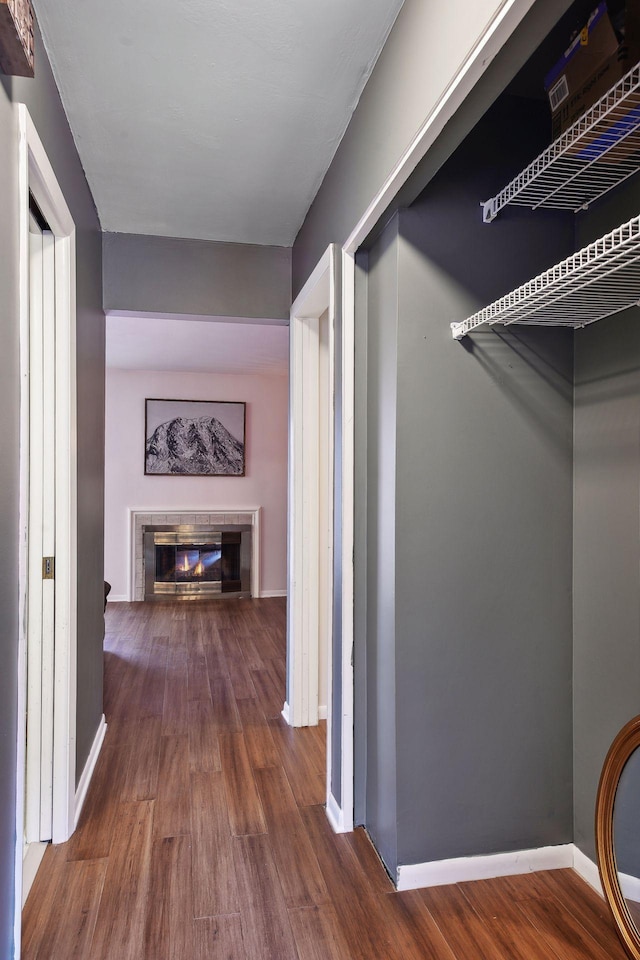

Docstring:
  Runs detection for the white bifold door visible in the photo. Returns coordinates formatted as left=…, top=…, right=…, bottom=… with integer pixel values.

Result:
left=24, top=206, right=56, bottom=844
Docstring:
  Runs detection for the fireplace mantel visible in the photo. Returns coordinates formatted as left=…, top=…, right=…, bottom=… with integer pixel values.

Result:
left=129, top=508, right=261, bottom=601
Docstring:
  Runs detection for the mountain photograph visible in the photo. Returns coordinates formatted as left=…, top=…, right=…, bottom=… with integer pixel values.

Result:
left=145, top=414, right=245, bottom=475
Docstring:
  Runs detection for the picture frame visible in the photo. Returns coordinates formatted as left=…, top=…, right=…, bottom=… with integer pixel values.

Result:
left=145, top=398, right=246, bottom=477
left=0, top=0, right=34, bottom=77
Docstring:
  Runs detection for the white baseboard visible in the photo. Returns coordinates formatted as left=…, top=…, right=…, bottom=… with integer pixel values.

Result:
left=619, top=870, right=640, bottom=903
left=74, top=714, right=107, bottom=827
left=326, top=792, right=348, bottom=834
left=397, top=843, right=574, bottom=891
left=112, top=591, right=285, bottom=602
left=282, top=700, right=326, bottom=724
left=572, top=844, right=604, bottom=896
left=22, top=841, right=47, bottom=906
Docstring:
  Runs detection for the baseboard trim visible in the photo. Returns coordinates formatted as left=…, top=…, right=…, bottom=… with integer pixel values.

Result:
left=619, top=870, right=640, bottom=903
left=110, top=591, right=286, bottom=602
left=397, top=843, right=574, bottom=891
left=326, top=792, right=347, bottom=834
left=22, top=841, right=47, bottom=906
left=572, top=844, right=603, bottom=896
left=282, top=700, right=326, bottom=724
left=74, top=714, right=107, bottom=827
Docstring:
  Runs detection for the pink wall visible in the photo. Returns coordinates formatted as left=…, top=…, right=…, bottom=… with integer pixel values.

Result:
left=105, top=368, right=289, bottom=599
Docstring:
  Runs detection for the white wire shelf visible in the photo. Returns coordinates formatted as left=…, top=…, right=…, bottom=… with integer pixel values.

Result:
left=482, top=63, right=640, bottom=223
left=451, top=214, right=640, bottom=340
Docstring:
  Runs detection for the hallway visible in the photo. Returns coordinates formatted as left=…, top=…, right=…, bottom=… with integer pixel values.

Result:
left=22, top=598, right=627, bottom=959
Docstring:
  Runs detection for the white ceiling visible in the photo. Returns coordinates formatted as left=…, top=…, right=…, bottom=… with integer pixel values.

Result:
left=35, top=0, right=404, bottom=246
left=106, top=315, right=289, bottom=376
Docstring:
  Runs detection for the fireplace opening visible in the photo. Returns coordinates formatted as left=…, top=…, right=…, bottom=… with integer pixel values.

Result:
left=144, top=526, right=250, bottom=599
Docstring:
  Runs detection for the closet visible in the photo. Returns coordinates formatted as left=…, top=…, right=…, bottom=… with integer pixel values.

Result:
left=356, top=0, right=640, bottom=882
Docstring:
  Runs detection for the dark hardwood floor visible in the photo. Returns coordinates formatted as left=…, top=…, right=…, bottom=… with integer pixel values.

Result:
left=22, top=598, right=627, bottom=959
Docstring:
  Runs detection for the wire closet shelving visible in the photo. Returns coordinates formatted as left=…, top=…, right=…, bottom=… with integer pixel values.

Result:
left=482, top=62, right=640, bottom=223
left=451, top=59, right=640, bottom=340
left=450, top=215, right=640, bottom=340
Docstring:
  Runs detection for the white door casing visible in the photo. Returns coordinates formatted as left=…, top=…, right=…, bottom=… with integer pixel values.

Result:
left=286, top=245, right=356, bottom=833
left=15, top=103, right=78, bottom=944
left=24, top=220, right=56, bottom=845
left=286, top=244, right=336, bottom=731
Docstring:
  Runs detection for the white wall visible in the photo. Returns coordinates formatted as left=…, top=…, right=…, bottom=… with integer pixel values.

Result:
left=105, top=368, right=288, bottom=599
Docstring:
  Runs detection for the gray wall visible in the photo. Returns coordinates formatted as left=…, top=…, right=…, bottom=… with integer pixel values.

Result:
left=0, top=21, right=104, bottom=956
left=292, top=0, right=574, bottom=296
left=103, top=231, right=291, bottom=320
left=363, top=217, right=400, bottom=870
left=394, top=222, right=574, bottom=869
left=572, top=178, right=640, bottom=864
left=614, top=748, right=640, bottom=880
left=13, top=26, right=106, bottom=788
left=293, top=0, right=577, bottom=853
left=573, top=307, right=640, bottom=862
left=353, top=250, right=370, bottom=828
left=359, top=98, right=576, bottom=876
left=289, top=0, right=640, bottom=877
left=0, top=66, right=22, bottom=960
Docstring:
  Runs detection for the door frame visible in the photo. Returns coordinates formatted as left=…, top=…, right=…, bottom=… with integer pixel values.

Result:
left=286, top=244, right=336, bottom=730
left=286, top=245, right=355, bottom=833
left=279, top=0, right=548, bottom=836
left=15, top=103, right=78, bottom=938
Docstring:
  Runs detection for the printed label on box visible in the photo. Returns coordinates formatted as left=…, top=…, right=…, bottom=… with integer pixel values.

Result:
left=549, top=75, right=570, bottom=110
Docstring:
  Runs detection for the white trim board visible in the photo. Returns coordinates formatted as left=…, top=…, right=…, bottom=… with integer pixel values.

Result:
left=288, top=245, right=354, bottom=834
left=15, top=102, right=78, bottom=954
left=572, top=845, right=604, bottom=897
left=620, top=871, right=640, bottom=904
left=22, top=842, right=47, bottom=907
left=109, top=590, right=284, bottom=603
left=326, top=792, right=346, bottom=834
left=74, top=715, right=106, bottom=828
left=337, top=249, right=355, bottom=834
left=288, top=246, right=336, bottom=733
left=107, top=308, right=289, bottom=327
left=289, top=246, right=346, bottom=839
left=396, top=843, right=607, bottom=893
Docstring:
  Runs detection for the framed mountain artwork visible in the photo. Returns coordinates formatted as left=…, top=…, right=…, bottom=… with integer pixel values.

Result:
left=144, top=399, right=246, bottom=476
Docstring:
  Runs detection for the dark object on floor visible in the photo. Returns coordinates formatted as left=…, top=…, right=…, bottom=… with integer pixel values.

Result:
left=104, top=581, right=111, bottom=612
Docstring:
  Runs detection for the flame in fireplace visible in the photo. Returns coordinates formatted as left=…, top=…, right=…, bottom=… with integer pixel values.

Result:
left=194, top=561, right=204, bottom=577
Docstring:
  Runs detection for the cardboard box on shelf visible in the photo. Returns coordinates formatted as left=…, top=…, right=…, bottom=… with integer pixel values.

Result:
left=545, top=1, right=640, bottom=140
left=572, top=86, right=640, bottom=163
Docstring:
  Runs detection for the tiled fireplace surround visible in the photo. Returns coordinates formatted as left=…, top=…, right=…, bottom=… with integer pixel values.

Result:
left=131, top=508, right=261, bottom=601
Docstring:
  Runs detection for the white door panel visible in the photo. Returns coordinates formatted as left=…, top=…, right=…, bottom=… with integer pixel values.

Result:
left=25, top=215, right=56, bottom=845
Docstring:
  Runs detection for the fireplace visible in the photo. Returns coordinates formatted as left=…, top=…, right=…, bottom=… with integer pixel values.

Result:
left=143, top=524, right=251, bottom=600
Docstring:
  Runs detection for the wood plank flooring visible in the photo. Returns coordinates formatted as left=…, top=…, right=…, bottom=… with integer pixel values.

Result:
left=22, top=598, right=628, bottom=959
